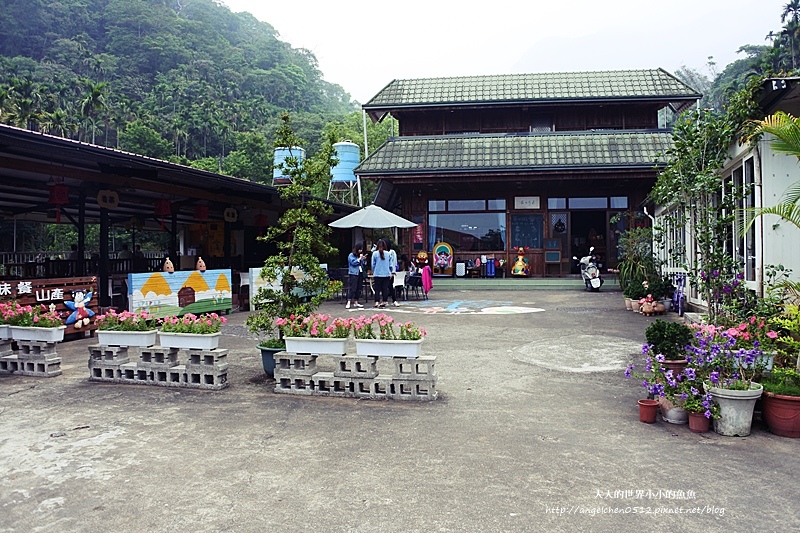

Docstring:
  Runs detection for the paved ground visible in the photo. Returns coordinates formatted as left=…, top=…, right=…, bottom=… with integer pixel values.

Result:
left=1, top=289, right=797, bottom=532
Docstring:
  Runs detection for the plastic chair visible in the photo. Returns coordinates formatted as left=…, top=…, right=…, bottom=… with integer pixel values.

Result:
left=393, top=271, right=407, bottom=301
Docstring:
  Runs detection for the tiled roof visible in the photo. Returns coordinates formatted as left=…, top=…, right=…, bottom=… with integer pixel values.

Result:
left=364, top=69, right=699, bottom=108
left=355, top=131, right=673, bottom=175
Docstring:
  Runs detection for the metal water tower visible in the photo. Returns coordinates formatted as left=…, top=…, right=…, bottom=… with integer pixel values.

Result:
left=327, top=141, right=362, bottom=206
left=272, top=146, right=305, bottom=186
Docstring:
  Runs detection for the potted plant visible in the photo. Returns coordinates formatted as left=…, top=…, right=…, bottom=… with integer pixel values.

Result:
left=685, top=323, right=771, bottom=436
left=6, top=302, right=66, bottom=342
left=645, top=319, right=693, bottom=371
left=760, top=367, right=800, bottom=438
left=158, top=313, right=226, bottom=350
left=275, top=313, right=351, bottom=355
left=245, top=113, right=340, bottom=369
left=95, top=309, right=157, bottom=347
left=623, top=280, right=649, bottom=312
left=352, top=313, right=427, bottom=357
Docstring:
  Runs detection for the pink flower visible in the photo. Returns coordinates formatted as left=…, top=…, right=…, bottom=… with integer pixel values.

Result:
left=766, top=331, right=778, bottom=339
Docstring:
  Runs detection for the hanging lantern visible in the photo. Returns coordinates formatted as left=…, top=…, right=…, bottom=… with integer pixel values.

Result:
left=48, top=183, right=69, bottom=224
left=154, top=199, right=171, bottom=231
left=254, top=212, right=269, bottom=237
left=193, top=205, right=209, bottom=221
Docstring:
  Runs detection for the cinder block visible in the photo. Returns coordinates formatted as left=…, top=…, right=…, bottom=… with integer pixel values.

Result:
left=20, top=358, right=62, bottom=378
left=184, top=363, right=229, bottom=390
left=310, top=371, right=335, bottom=396
left=0, top=354, right=21, bottom=373
left=138, top=347, right=180, bottom=364
left=332, top=355, right=378, bottom=379
left=330, top=377, right=351, bottom=397
left=274, top=352, right=318, bottom=378
left=16, top=340, right=58, bottom=358
left=168, top=364, right=186, bottom=387
left=274, top=376, right=315, bottom=395
left=88, top=345, right=130, bottom=363
left=392, top=356, right=437, bottom=381
left=389, top=378, right=437, bottom=401
left=118, top=362, right=138, bottom=383
left=371, top=377, right=394, bottom=399
left=185, top=348, right=228, bottom=366
left=0, top=339, right=13, bottom=357
left=350, top=378, right=375, bottom=399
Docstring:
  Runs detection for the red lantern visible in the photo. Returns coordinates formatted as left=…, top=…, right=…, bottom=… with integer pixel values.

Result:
left=48, top=183, right=69, bottom=223
left=254, top=212, right=269, bottom=236
left=193, top=205, right=209, bottom=221
left=154, top=199, right=171, bottom=230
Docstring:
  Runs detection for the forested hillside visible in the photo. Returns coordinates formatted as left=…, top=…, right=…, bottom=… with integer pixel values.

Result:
left=0, top=0, right=392, bottom=188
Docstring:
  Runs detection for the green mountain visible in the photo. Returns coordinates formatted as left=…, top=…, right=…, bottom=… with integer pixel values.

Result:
left=0, top=0, right=357, bottom=175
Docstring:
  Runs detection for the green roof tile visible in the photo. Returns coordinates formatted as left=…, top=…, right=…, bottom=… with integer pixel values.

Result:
left=355, top=132, right=673, bottom=175
left=364, top=69, right=699, bottom=108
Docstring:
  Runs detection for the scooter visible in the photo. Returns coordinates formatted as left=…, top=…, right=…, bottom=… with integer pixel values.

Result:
left=573, top=246, right=603, bottom=291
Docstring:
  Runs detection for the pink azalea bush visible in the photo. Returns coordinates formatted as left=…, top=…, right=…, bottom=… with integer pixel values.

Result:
left=96, top=309, right=155, bottom=331
left=160, top=313, right=226, bottom=334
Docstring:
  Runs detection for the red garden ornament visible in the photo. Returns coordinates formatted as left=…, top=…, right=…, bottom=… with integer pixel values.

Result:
left=48, top=183, right=69, bottom=223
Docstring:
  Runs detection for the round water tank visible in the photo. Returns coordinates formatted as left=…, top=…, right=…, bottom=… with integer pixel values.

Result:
left=330, top=141, right=360, bottom=183
left=273, top=146, right=305, bottom=183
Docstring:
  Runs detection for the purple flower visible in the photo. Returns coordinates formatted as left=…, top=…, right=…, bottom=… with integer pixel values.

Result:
left=690, top=386, right=699, bottom=396
left=655, top=354, right=665, bottom=363
left=710, top=371, right=720, bottom=384
left=684, top=368, right=696, bottom=380
left=704, top=409, right=712, bottom=419
left=624, top=364, right=634, bottom=378
left=712, top=270, right=720, bottom=278
left=736, top=272, right=744, bottom=280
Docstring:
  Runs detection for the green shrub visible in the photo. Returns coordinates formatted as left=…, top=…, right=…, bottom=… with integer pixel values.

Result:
left=644, top=319, right=693, bottom=360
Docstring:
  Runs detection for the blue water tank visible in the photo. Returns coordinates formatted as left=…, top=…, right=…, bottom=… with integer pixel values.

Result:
left=273, top=146, right=305, bottom=183
left=330, top=141, right=360, bottom=183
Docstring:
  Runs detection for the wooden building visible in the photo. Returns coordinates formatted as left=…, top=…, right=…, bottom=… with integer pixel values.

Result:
left=357, top=69, right=700, bottom=277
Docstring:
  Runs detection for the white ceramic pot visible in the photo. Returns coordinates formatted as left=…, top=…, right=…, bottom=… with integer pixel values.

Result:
left=9, top=325, right=66, bottom=343
left=158, top=331, right=220, bottom=350
left=284, top=337, right=347, bottom=355
left=355, top=338, right=423, bottom=358
left=97, top=330, right=158, bottom=347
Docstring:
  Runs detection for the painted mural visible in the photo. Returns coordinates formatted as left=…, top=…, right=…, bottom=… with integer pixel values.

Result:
left=128, top=269, right=232, bottom=318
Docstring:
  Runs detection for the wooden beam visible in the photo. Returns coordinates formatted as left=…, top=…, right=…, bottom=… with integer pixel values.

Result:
left=0, top=156, right=280, bottom=210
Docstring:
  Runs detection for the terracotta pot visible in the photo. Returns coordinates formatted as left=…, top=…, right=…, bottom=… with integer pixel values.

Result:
left=624, top=297, right=633, bottom=311
left=638, top=399, right=659, bottom=423
left=762, top=391, right=800, bottom=438
left=662, top=359, right=689, bottom=375
left=688, top=411, right=711, bottom=433
left=630, top=300, right=641, bottom=313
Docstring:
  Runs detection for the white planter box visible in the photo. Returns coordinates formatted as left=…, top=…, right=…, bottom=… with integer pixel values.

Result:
left=98, top=330, right=158, bottom=347
left=284, top=337, right=347, bottom=355
left=0, top=324, right=9, bottom=340
left=355, top=338, right=423, bottom=358
left=9, top=325, right=66, bottom=343
left=158, top=331, right=220, bottom=350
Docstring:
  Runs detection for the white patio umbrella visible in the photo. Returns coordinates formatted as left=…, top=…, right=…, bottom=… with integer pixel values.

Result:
left=328, top=204, right=416, bottom=229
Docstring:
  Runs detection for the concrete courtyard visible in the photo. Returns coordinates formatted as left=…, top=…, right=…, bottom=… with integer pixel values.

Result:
left=1, top=289, right=797, bottom=532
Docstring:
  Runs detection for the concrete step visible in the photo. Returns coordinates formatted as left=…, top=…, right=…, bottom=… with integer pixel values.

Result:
left=430, top=276, right=621, bottom=291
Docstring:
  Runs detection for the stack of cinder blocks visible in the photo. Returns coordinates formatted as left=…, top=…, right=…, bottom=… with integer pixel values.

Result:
left=273, top=351, right=437, bottom=401
left=88, top=343, right=228, bottom=390
left=0, top=339, right=63, bottom=377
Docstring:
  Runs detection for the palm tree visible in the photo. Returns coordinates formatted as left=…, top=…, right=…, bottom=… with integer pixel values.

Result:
left=782, top=0, right=800, bottom=68
left=80, top=80, right=109, bottom=144
left=744, top=112, right=800, bottom=229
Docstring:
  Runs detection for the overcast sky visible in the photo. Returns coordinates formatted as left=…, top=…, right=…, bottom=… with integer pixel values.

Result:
left=223, top=0, right=785, bottom=103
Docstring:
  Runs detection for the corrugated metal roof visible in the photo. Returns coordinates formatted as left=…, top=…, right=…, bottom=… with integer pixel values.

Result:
left=355, top=131, right=673, bottom=174
left=364, top=69, right=700, bottom=108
